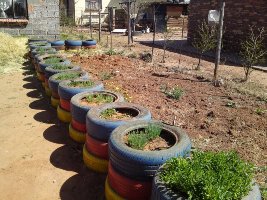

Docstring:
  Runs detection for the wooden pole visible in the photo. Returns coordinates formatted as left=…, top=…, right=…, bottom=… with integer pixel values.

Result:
left=214, top=1, right=225, bottom=83
left=98, top=9, right=101, bottom=42
left=181, top=16, right=185, bottom=38
left=151, top=4, right=156, bottom=63
left=127, top=0, right=131, bottom=45
left=90, top=2, right=92, bottom=38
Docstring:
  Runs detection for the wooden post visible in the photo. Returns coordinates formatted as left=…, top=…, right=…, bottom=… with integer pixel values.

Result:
left=214, top=1, right=225, bottom=83
left=181, top=16, right=185, bottom=38
left=98, top=9, right=101, bottom=42
left=127, top=0, right=131, bottom=45
left=90, top=2, right=92, bottom=38
left=151, top=4, right=156, bottom=63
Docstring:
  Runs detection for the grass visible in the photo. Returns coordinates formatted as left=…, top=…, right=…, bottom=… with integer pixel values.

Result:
left=55, top=72, right=81, bottom=80
left=255, top=108, right=266, bottom=115
left=35, top=47, right=55, bottom=56
left=127, top=124, right=162, bottom=150
left=105, top=49, right=124, bottom=56
left=68, top=80, right=94, bottom=87
left=160, top=151, right=254, bottom=200
left=100, top=108, right=132, bottom=120
left=161, top=85, right=184, bottom=100
left=100, top=71, right=113, bottom=80
left=0, top=32, right=27, bottom=73
left=85, top=93, right=114, bottom=104
left=44, top=57, right=63, bottom=64
left=51, top=64, right=72, bottom=70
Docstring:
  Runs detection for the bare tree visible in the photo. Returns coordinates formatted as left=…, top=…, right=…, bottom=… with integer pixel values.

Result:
left=240, top=26, right=266, bottom=82
left=192, top=21, right=217, bottom=70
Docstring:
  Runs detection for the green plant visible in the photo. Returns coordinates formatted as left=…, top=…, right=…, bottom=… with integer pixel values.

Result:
left=68, top=80, right=94, bottom=87
left=85, top=94, right=114, bottom=104
left=127, top=124, right=162, bottom=150
left=100, top=71, right=113, bottom=80
left=100, top=108, right=117, bottom=119
left=105, top=49, right=124, bottom=56
left=51, top=64, right=72, bottom=70
left=240, top=26, right=266, bottom=82
left=55, top=72, right=81, bottom=80
left=255, top=108, right=266, bottom=115
left=225, top=101, right=236, bottom=108
left=44, top=57, right=63, bottom=64
left=160, top=151, right=254, bottom=200
left=161, top=85, right=184, bottom=100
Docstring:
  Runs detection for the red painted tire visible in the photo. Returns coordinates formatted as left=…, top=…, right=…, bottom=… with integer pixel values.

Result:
left=52, top=91, right=60, bottom=99
left=71, top=119, right=86, bottom=132
left=108, top=164, right=152, bottom=200
left=85, top=134, right=108, bottom=160
left=60, top=98, right=71, bottom=111
left=39, top=72, right=45, bottom=82
left=44, top=78, right=49, bottom=87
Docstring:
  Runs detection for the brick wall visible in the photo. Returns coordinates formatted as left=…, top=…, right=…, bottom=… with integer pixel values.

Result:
left=0, top=0, right=60, bottom=40
left=188, top=0, right=267, bottom=51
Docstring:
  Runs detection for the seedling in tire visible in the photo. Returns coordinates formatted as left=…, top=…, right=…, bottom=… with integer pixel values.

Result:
left=55, top=72, right=82, bottom=80
left=100, top=108, right=132, bottom=120
left=44, top=57, right=63, bottom=64
left=85, top=94, right=114, bottom=104
left=51, top=64, right=72, bottom=70
left=68, top=80, right=94, bottom=87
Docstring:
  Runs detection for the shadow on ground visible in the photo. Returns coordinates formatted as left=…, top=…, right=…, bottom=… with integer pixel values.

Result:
left=43, top=124, right=69, bottom=144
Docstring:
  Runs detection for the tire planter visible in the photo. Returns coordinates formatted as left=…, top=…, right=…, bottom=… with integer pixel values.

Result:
left=57, top=79, right=104, bottom=123
left=29, top=42, right=51, bottom=51
left=109, top=120, right=191, bottom=180
left=51, top=96, right=60, bottom=108
left=45, top=85, right=52, bottom=97
left=57, top=105, right=72, bottom=123
left=65, top=40, right=82, bottom=50
left=151, top=165, right=262, bottom=200
left=70, top=90, right=124, bottom=143
left=50, top=40, right=65, bottom=51
left=105, top=178, right=125, bottom=200
left=82, top=40, right=97, bottom=49
left=45, top=64, right=81, bottom=80
left=37, top=54, right=70, bottom=73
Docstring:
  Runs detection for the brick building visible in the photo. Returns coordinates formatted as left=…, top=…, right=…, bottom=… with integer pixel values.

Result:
left=0, top=0, right=60, bottom=40
left=187, top=0, right=267, bottom=51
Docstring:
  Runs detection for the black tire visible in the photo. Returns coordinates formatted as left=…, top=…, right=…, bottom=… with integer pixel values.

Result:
left=44, top=64, right=81, bottom=79
left=152, top=166, right=262, bottom=200
left=58, top=79, right=104, bottom=100
left=109, top=120, right=191, bottom=180
left=71, top=90, right=125, bottom=124
left=48, top=71, right=89, bottom=94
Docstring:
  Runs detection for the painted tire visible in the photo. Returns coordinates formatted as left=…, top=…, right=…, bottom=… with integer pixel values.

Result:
left=50, top=40, right=65, bottom=46
left=48, top=71, right=89, bottom=96
left=45, top=65, right=81, bottom=80
left=44, top=78, right=49, bottom=87
left=86, top=102, right=151, bottom=141
left=52, top=91, right=60, bottom=99
left=105, top=178, right=125, bottom=200
left=41, top=82, right=45, bottom=88
left=38, top=54, right=70, bottom=73
left=83, top=145, right=108, bottom=173
left=31, top=47, right=56, bottom=57
left=151, top=166, right=262, bottom=200
left=82, top=40, right=97, bottom=46
left=51, top=96, right=59, bottom=108
left=85, top=134, right=108, bottom=159
left=45, top=86, right=52, bottom=97
left=60, top=98, right=71, bottom=111
left=29, top=42, right=51, bottom=51
left=69, top=124, right=86, bottom=143
left=65, top=40, right=82, bottom=46
left=109, top=120, right=192, bottom=180
left=108, top=163, right=152, bottom=200
left=71, top=119, right=86, bottom=132
left=36, top=72, right=43, bottom=81
left=53, top=46, right=65, bottom=51
left=58, top=79, right=104, bottom=101
left=71, top=90, right=125, bottom=124
left=57, top=105, right=72, bottom=123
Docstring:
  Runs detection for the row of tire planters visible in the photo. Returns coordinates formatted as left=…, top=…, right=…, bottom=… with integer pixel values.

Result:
left=105, top=120, right=192, bottom=200
left=28, top=41, right=51, bottom=62
left=69, top=90, right=125, bottom=143
left=152, top=163, right=262, bottom=200
left=50, top=40, right=65, bottom=51
left=48, top=71, right=89, bottom=108
left=31, top=47, right=57, bottom=69
left=83, top=102, right=152, bottom=174
left=36, top=54, right=71, bottom=95
left=57, top=79, right=104, bottom=123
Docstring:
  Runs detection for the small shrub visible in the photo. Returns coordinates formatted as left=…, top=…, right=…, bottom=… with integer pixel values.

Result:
left=68, top=80, right=94, bottom=87
left=55, top=72, right=81, bottom=80
left=225, top=101, right=236, bottom=108
left=44, top=57, right=63, bottom=64
left=100, top=71, right=113, bottom=80
left=105, top=49, right=124, bottom=56
left=127, top=124, right=162, bottom=150
left=100, top=108, right=116, bottom=119
left=160, top=151, right=254, bottom=200
left=255, top=108, right=266, bottom=115
left=85, top=94, right=114, bottom=104
left=161, top=85, right=184, bottom=100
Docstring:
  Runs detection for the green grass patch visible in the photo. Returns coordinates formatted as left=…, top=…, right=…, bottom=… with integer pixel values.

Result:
left=55, top=72, right=81, bottom=80
left=51, top=64, right=72, bottom=70
left=127, top=124, right=162, bottom=150
left=160, top=151, right=254, bottom=200
left=161, top=85, right=184, bottom=100
left=255, top=108, right=266, bottom=115
left=44, top=57, right=63, bottom=64
left=85, top=93, right=114, bottom=104
left=68, top=80, right=94, bottom=87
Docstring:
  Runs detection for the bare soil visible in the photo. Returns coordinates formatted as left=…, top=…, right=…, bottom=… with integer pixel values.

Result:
left=143, top=137, right=170, bottom=151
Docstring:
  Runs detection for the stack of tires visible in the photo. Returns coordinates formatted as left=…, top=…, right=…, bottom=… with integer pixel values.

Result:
left=82, top=39, right=97, bottom=49
left=48, top=71, right=89, bottom=108
left=57, top=79, right=104, bottom=123
left=105, top=120, right=192, bottom=200
left=65, top=40, right=82, bottom=50
left=70, top=91, right=125, bottom=143
left=84, top=103, right=152, bottom=173
left=31, top=46, right=57, bottom=68
left=50, top=40, right=65, bottom=51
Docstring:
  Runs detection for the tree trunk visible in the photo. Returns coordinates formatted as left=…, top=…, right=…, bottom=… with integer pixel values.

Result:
left=196, top=54, right=202, bottom=70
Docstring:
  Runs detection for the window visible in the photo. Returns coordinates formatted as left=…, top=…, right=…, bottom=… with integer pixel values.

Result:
left=85, top=0, right=102, bottom=11
left=0, top=0, right=28, bottom=19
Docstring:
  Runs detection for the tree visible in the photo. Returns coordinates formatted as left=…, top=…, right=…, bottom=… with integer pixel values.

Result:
left=192, top=21, right=217, bottom=70
left=240, top=26, right=266, bottom=82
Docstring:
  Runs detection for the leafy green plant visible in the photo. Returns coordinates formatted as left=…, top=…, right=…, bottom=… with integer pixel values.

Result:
left=85, top=94, right=114, bottom=104
left=55, top=72, right=81, bottom=80
left=100, top=108, right=117, bottom=119
left=51, top=64, right=72, bottom=70
left=161, top=85, right=184, bottom=100
left=225, top=101, right=236, bottom=108
left=105, top=49, right=124, bottom=56
left=127, top=124, right=162, bottom=150
left=100, top=108, right=133, bottom=120
left=255, top=108, right=266, bottom=115
left=44, top=57, right=63, bottom=64
left=68, top=80, right=94, bottom=87
left=160, top=151, right=254, bottom=200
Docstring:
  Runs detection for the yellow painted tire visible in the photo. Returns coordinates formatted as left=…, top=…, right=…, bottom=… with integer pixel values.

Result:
left=83, top=145, right=108, bottom=173
left=41, top=82, right=45, bottom=88
left=105, top=178, right=125, bottom=200
left=57, top=105, right=72, bottom=123
left=69, top=124, right=86, bottom=143
left=45, top=86, right=52, bottom=97
left=51, top=96, right=59, bottom=108
left=37, top=72, right=42, bottom=81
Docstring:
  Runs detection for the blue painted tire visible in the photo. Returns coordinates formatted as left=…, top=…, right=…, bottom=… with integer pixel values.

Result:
left=50, top=40, right=65, bottom=46
left=82, top=40, right=97, bottom=46
left=152, top=166, right=262, bottom=200
left=86, top=102, right=151, bottom=142
left=109, top=120, right=191, bottom=180
left=44, top=64, right=81, bottom=79
left=48, top=71, right=89, bottom=94
left=37, top=54, right=70, bottom=73
left=58, top=79, right=104, bottom=101
left=34, top=51, right=58, bottom=64
left=71, top=90, right=125, bottom=124
left=65, top=40, right=82, bottom=46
